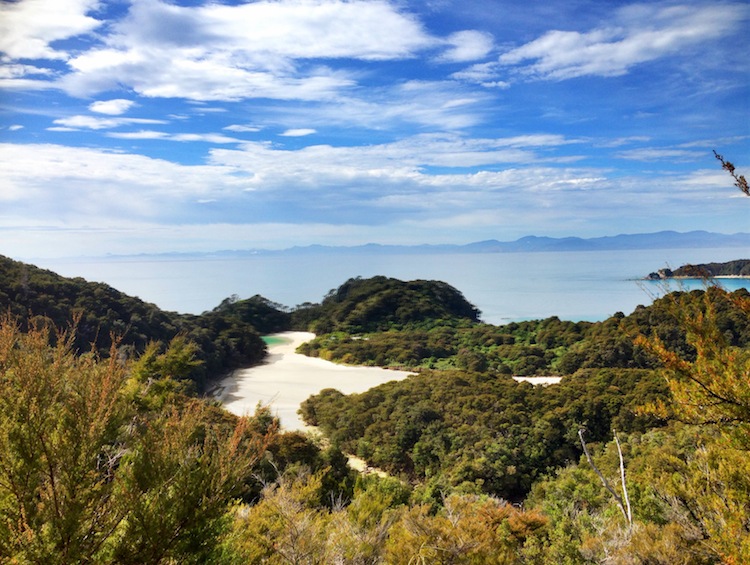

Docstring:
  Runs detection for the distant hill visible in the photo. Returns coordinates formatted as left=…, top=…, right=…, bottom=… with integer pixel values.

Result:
left=85, top=230, right=750, bottom=260
left=647, top=259, right=750, bottom=280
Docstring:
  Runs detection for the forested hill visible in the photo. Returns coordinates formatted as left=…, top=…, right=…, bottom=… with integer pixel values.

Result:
left=647, top=259, right=750, bottom=279
left=0, top=254, right=266, bottom=389
left=289, top=276, right=482, bottom=333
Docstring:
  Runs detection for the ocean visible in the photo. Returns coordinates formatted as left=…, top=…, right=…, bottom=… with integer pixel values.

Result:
left=32, top=247, right=750, bottom=325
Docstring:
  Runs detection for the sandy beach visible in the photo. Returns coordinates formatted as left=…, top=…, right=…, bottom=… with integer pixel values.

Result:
left=219, top=332, right=414, bottom=431
left=512, top=376, right=563, bottom=386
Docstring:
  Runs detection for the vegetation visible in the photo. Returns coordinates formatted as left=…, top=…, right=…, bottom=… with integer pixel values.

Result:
left=297, top=287, right=750, bottom=377
left=0, top=255, right=267, bottom=390
left=648, top=259, right=750, bottom=279
left=290, top=275, right=481, bottom=334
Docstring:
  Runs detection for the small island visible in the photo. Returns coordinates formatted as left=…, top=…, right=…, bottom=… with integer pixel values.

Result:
left=646, top=259, right=750, bottom=280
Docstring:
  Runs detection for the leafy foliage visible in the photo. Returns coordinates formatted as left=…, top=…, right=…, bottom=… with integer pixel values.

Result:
left=212, top=294, right=292, bottom=334
left=300, top=367, right=667, bottom=501
left=0, top=318, right=275, bottom=563
left=291, top=276, right=481, bottom=333
left=0, top=255, right=267, bottom=390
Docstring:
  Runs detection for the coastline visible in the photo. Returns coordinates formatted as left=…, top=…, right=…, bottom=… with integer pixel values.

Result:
left=219, top=331, right=414, bottom=431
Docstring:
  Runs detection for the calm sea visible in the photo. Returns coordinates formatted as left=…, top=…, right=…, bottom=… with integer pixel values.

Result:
left=32, top=248, right=750, bottom=325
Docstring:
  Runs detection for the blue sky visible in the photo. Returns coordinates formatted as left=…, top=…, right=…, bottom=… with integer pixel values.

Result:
left=1, top=0, right=748, bottom=258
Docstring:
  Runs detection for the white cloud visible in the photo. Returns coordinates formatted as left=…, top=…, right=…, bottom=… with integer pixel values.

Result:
left=224, top=124, right=263, bottom=132
left=440, top=31, right=494, bottom=63
left=105, top=131, right=243, bottom=144
left=89, top=99, right=136, bottom=115
left=0, top=143, right=248, bottom=220
left=277, top=80, right=492, bottom=131
left=0, top=0, right=102, bottom=60
left=0, top=62, right=57, bottom=89
left=117, top=0, right=435, bottom=61
left=8, top=125, right=24, bottom=131
left=1, top=139, right=746, bottom=258
left=280, top=128, right=316, bottom=137
left=0, top=63, right=54, bottom=79
left=206, top=133, right=580, bottom=191
left=616, top=147, right=706, bottom=161
left=62, top=47, right=355, bottom=101
left=171, top=133, right=242, bottom=144
left=51, top=115, right=167, bottom=130
left=105, top=130, right=167, bottom=140
left=59, top=0, right=440, bottom=101
left=498, top=3, right=747, bottom=80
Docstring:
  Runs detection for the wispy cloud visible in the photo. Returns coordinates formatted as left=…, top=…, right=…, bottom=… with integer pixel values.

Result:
left=280, top=128, right=317, bottom=137
left=439, top=31, right=494, bottom=63
left=224, top=124, right=263, bottom=133
left=50, top=115, right=167, bottom=130
left=497, top=3, right=747, bottom=80
left=616, top=147, right=707, bottom=162
left=104, top=131, right=243, bottom=144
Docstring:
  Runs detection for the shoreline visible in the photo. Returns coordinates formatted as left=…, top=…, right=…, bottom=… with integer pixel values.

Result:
left=644, top=275, right=750, bottom=280
left=219, top=331, right=414, bottom=431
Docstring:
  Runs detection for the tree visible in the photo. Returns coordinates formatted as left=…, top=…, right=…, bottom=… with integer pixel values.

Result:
left=0, top=317, right=129, bottom=562
left=0, top=316, right=275, bottom=564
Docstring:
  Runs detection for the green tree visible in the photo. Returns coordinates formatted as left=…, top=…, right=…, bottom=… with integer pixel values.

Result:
left=0, top=317, right=275, bottom=564
left=0, top=317, right=128, bottom=563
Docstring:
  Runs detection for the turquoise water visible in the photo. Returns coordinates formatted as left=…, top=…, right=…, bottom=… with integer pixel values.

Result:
left=262, top=336, right=290, bottom=345
left=31, top=248, right=749, bottom=325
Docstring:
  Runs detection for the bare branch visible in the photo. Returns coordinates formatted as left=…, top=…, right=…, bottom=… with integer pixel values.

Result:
left=578, top=429, right=631, bottom=527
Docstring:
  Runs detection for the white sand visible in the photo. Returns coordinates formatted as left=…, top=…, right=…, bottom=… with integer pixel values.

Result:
left=219, top=331, right=414, bottom=431
left=512, top=376, right=562, bottom=386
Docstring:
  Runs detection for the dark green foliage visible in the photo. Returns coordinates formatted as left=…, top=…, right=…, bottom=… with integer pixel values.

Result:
left=299, top=288, right=750, bottom=378
left=0, top=255, right=267, bottom=390
left=212, top=294, right=292, bottom=334
left=300, top=367, right=667, bottom=501
left=654, top=259, right=750, bottom=278
left=291, top=276, right=481, bottom=333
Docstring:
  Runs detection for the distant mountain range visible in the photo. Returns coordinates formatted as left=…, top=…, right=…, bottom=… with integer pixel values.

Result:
left=122, top=230, right=750, bottom=259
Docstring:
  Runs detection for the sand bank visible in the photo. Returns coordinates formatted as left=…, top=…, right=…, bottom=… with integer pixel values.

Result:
left=512, top=376, right=562, bottom=386
left=219, top=331, right=414, bottom=431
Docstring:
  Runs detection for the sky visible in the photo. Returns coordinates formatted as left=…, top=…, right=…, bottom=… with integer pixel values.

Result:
left=1, top=0, right=748, bottom=259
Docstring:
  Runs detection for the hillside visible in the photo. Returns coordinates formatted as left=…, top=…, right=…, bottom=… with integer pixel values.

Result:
left=290, top=275, right=481, bottom=333
left=0, top=255, right=267, bottom=389
left=647, top=259, right=750, bottom=279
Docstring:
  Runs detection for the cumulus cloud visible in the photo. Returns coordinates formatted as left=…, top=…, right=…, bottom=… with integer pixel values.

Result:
left=498, top=3, right=747, bottom=80
left=58, top=0, right=439, bottom=101
left=0, top=0, right=101, bottom=60
left=89, top=99, right=135, bottom=115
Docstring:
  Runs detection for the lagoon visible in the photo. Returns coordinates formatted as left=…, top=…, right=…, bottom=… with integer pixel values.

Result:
left=31, top=247, right=749, bottom=325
